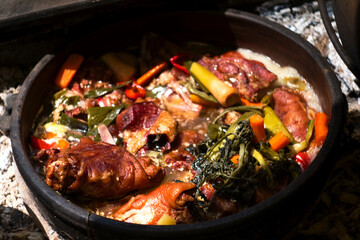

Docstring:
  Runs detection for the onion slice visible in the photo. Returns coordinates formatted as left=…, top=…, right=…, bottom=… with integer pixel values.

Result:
left=98, top=124, right=116, bottom=145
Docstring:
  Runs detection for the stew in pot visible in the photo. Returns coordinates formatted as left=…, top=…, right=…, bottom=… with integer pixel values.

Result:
left=30, top=34, right=329, bottom=225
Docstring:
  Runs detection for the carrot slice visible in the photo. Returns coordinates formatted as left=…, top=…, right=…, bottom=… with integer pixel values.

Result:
left=269, top=131, right=290, bottom=152
left=57, top=139, right=70, bottom=150
left=230, top=154, right=239, bottom=164
left=314, top=112, right=329, bottom=145
left=55, top=54, right=84, bottom=88
left=136, top=62, right=168, bottom=86
left=249, top=114, right=266, bottom=144
left=240, top=98, right=263, bottom=107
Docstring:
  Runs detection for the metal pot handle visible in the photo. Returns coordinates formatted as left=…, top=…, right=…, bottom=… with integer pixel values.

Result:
left=318, top=0, right=360, bottom=78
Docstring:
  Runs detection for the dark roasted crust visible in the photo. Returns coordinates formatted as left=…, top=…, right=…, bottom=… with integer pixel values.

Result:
left=45, top=137, right=164, bottom=199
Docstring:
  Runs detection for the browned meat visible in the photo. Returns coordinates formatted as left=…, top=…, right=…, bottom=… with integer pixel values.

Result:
left=116, top=102, right=177, bottom=154
left=272, top=87, right=309, bottom=142
left=163, top=93, right=203, bottom=121
left=45, top=137, right=164, bottom=198
left=33, top=149, right=60, bottom=164
left=223, top=111, right=241, bottom=125
left=65, top=107, right=86, bottom=118
left=172, top=130, right=205, bottom=149
left=116, top=102, right=161, bottom=132
left=200, top=183, right=238, bottom=218
left=165, top=149, right=196, bottom=171
left=113, top=181, right=196, bottom=224
left=198, top=51, right=277, bottom=101
left=164, top=130, right=205, bottom=171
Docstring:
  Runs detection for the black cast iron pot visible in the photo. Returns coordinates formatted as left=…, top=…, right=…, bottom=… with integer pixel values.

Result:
left=11, top=9, right=346, bottom=240
left=318, top=0, right=360, bottom=79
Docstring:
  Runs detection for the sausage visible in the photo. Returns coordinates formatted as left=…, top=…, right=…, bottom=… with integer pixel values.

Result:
left=272, top=87, right=309, bottom=142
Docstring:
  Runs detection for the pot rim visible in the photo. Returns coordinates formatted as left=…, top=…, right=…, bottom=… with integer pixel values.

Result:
left=10, top=8, right=346, bottom=237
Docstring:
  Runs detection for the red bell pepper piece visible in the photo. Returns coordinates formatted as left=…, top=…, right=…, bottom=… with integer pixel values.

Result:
left=30, top=136, right=57, bottom=150
left=31, top=136, right=70, bottom=150
left=295, top=152, right=310, bottom=171
left=125, top=81, right=146, bottom=100
left=170, top=54, right=189, bottom=74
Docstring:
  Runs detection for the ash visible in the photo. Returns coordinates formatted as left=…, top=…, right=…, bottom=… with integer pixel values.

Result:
left=0, top=1, right=360, bottom=240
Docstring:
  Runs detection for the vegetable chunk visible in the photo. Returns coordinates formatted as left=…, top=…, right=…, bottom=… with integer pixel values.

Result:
left=55, top=54, right=84, bottom=88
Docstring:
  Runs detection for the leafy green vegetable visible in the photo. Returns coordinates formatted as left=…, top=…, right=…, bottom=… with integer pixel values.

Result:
left=192, top=119, right=254, bottom=202
left=53, top=89, right=81, bottom=107
left=54, top=89, right=68, bottom=100
left=86, top=104, right=125, bottom=141
left=191, top=111, right=301, bottom=209
left=87, top=105, right=124, bottom=128
left=185, top=82, right=219, bottom=104
left=84, top=81, right=131, bottom=99
left=207, top=123, right=228, bottom=141
left=59, top=113, right=88, bottom=132
left=259, top=142, right=280, bottom=161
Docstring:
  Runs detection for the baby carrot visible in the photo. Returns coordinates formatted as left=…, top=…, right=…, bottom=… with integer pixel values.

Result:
left=136, top=62, right=168, bottom=86
left=314, top=112, right=329, bottom=145
left=249, top=114, right=266, bottom=144
left=269, top=131, right=290, bottom=152
left=55, top=54, right=84, bottom=88
left=240, top=98, right=263, bottom=107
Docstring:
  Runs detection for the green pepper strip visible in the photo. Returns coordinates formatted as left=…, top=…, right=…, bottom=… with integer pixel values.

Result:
left=54, top=89, right=68, bottom=101
left=86, top=104, right=125, bottom=141
left=263, top=106, right=295, bottom=143
left=259, top=142, right=280, bottom=161
left=84, top=81, right=131, bottom=99
left=185, top=82, right=219, bottom=104
left=59, top=113, right=88, bottom=132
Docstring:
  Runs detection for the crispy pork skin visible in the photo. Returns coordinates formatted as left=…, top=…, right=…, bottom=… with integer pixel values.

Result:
left=272, top=87, right=309, bottom=142
left=113, top=181, right=196, bottom=224
left=45, top=137, right=164, bottom=198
